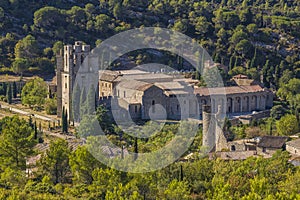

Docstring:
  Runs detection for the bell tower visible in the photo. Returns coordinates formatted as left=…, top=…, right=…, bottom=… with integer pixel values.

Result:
left=56, top=41, right=90, bottom=121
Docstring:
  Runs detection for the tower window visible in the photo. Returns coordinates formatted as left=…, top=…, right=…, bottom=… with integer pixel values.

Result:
left=123, top=91, right=126, bottom=98
left=152, top=100, right=155, bottom=113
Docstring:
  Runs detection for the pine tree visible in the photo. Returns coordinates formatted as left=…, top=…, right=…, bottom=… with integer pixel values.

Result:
left=12, top=81, right=17, bottom=98
left=6, top=83, right=12, bottom=104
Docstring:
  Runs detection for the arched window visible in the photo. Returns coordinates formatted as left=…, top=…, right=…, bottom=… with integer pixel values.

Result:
left=231, top=145, right=236, bottom=151
left=152, top=100, right=155, bottom=113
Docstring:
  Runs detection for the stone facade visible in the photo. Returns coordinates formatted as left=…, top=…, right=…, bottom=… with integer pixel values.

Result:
left=98, top=70, right=273, bottom=122
left=56, top=41, right=90, bottom=120
left=57, top=42, right=273, bottom=123
left=286, top=139, right=300, bottom=156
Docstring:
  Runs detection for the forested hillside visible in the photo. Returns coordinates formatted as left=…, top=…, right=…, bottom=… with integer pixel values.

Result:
left=0, top=0, right=300, bottom=88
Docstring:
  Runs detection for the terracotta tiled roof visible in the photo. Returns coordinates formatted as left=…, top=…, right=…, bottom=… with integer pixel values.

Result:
left=257, top=136, right=288, bottom=148
left=117, top=79, right=154, bottom=91
left=286, top=139, right=300, bottom=149
left=99, top=70, right=121, bottom=82
left=194, top=85, right=265, bottom=96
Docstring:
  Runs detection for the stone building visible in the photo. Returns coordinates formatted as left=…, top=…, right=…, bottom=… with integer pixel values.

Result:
left=98, top=69, right=273, bottom=121
left=56, top=41, right=91, bottom=120
left=57, top=42, right=273, bottom=122
left=286, top=138, right=300, bottom=156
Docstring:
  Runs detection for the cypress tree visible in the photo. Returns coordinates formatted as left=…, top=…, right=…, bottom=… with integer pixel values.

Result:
left=12, top=82, right=17, bottom=98
left=65, top=111, right=68, bottom=133
left=234, top=56, right=239, bottom=68
left=134, top=137, right=138, bottom=160
left=34, top=121, right=38, bottom=140
left=6, top=83, right=12, bottom=104
left=87, top=85, right=96, bottom=115
left=72, top=84, right=81, bottom=122
left=180, top=165, right=184, bottom=181
left=262, top=60, right=270, bottom=87
left=229, top=56, right=234, bottom=71
left=62, top=107, right=66, bottom=133
left=3, top=82, right=7, bottom=96
left=274, top=65, right=281, bottom=89
left=28, top=116, right=34, bottom=128
left=39, top=121, right=42, bottom=133
left=250, top=48, right=257, bottom=69
left=80, top=87, right=87, bottom=118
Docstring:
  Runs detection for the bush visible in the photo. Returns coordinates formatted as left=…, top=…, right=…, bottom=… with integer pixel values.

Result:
left=45, top=98, right=57, bottom=115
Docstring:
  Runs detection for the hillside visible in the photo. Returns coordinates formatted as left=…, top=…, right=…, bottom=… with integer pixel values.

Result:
left=0, top=0, right=300, bottom=88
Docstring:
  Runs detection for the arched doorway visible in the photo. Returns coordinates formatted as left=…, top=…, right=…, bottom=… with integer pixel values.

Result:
left=227, top=97, right=233, bottom=113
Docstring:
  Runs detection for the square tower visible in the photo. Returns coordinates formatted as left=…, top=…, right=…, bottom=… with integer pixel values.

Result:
left=56, top=41, right=90, bottom=121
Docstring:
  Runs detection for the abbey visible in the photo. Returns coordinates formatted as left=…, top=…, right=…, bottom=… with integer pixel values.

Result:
left=56, top=42, right=273, bottom=122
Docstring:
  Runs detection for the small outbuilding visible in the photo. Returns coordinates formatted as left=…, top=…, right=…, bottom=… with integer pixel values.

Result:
left=286, top=138, right=300, bottom=156
left=257, top=136, right=288, bottom=154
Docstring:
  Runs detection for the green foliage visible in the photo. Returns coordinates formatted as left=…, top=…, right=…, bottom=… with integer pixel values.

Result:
left=12, top=58, right=29, bottom=75
left=163, top=179, right=191, bottom=200
left=61, top=107, right=68, bottom=133
left=6, top=83, right=12, bottom=104
left=276, top=114, right=299, bottom=135
left=0, top=116, right=36, bottom=170
left=14, top=35, right=40, bottom=59
left=69, top=146, right=101, bottom=184
left=76, top=114, right=99, bottom=137
left=21, top=77, right=48, bottom=109
left=96, top=104, right=113, bottom=133
left=39, top=139, right=71, bottom=184
left=12, top=81, right=17, bottom=98
left=45, top=98, right=57, bottom=115
left=270, top=105, right=286, bottom=120
left=72, top=83, right=81, bottom=122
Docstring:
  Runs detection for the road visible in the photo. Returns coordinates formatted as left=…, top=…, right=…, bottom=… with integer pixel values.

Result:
left=0, top=103, right=59, bottom=123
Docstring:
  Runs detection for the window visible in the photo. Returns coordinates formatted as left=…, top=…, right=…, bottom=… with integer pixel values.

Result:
left=177, top=105, right=179, bottom=111
left=117, top=90, right=120, bottom=97
left=231, top=145, right=236, bottom=151
left=123, top=91, right=126, bottom=98
left=64, top=76, right=67, bottom=88
left=152, top=100, right=155, bottom=113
